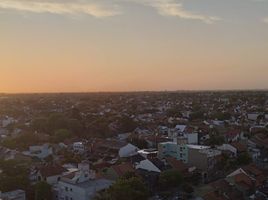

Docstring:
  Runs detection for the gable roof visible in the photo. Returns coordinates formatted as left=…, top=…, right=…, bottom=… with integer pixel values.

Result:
left=230, top=142, right=247, bottom=152
left=136, top=159, right=161, bottom=173
left=225, top=130, right=240, bottom=139
left=234, top=173, right=254, bottom=190
left=166, top=157, right=188, bottom=173
left=111, top=162, right=135, bottom=177
left=39, top=164, right=66, bottom=177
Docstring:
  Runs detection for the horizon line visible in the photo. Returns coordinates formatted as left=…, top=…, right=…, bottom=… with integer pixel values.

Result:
left=1, top=88, right=268, bottom=95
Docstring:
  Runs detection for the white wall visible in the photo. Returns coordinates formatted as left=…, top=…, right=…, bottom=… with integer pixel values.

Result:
left=247, top=113, right=259, bottom=121
left=46, top=175, right=61, bottom=185
left=186, top=133, right=198, bottom=144
left=217, top=144, right=237, bottom=157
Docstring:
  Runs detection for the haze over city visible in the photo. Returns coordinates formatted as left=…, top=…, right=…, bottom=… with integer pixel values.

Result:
left=1, top=2, right=268, bottom=200
left=1, top=0, right=268, bottom=93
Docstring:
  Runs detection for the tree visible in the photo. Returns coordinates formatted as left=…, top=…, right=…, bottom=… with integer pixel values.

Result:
left=182, top=183, right=194, bottom=194
left=211, top=112, right=231, bottom=121
left=208, top=134, right=225, bottom=146
left=34, top=181, right=52, bottom=200
left=67, top=119, right=83, bottom=135
left=1, top=132, right=41, bottom=150
left=166, top=107, right=182, bottom=118
left=61, top=150, right=82, bottom=164
left=52, top=129, right=72, bottom=143
left=47, top=113, right=67, bottom=133
left=95, top=177, right=149, bottom=200
left=127, top=137, right=148, bottom=149
left=159, top=169, right=183, bottom=190
left=0, top=160, right=30, bottom=192
left=237, top=153, right=252, bottom=165
left=190, top=110, right=205, bottom=121
left=118, top=117, right=137, bottom=133
left=31, top=118, right=48, bottom=133
left=32, top=113, right=84, bottom=136
left=122, top=171, right=137, bottom=180
left=182, top=183, right=194, bottom=199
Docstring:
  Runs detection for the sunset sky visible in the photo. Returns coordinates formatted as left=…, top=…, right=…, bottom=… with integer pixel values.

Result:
left=1, top=0, right=268, bottom=93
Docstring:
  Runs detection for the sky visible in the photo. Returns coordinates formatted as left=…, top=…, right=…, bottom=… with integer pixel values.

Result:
left=0, top=0, right=268, bottom=93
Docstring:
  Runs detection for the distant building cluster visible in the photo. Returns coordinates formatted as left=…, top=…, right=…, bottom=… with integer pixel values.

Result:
left=0, top=91, right=268, bottom=199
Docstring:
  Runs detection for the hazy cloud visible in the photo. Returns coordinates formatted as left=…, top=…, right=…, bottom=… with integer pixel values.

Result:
left=0, top=0, right=121, bottom=17
left=0, top=0, right=220, bottom=23
left=123, top=0, right=220, bottom=23
left=263, top=17, right=268, bottom=23
left=148, top=0, right=220, bottom=24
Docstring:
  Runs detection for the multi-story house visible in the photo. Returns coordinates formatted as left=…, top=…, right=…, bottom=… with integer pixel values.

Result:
left=187, top=145, right=222, bottom=179
left=55, top=161, right=113, bottom=200
left=158, top=137, right=188, bottom=163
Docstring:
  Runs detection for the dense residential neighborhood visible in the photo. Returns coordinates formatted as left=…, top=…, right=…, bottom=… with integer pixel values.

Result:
left=0, top=91, right=268, bottom=200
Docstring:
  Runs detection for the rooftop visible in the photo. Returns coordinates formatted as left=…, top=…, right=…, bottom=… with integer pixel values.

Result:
left=187, top=144, right=210, bottom=150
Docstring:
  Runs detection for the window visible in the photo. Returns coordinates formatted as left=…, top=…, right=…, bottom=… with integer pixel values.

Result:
left=65, top=187, right=68, bottom=192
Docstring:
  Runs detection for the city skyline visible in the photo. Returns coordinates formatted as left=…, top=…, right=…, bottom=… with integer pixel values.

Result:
left=1, top=0, right=268, bottom=93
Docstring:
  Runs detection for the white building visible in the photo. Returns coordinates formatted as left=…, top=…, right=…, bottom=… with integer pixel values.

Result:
left=56, top=162, right=113, bottom=200
left=23, top=143, right=53, bottom=159
left=57, top=179, right=113, bottom=200
left=73, top=142, right=85, bottom=153
left=138, top=149, right=158, bottom=159
left=170, top=125, right=198, bottom=144
left=185, top=132, right=198, bottom=144
left=0, top=190, right=26, bottom=200
left=217, top=144, right=237, bottom=157
left=247, top=113, right=260, bottom=121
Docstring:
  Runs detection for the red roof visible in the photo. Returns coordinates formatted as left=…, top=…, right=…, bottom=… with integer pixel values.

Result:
left=39, top=164, right=66, bottom=177
left=225, top=130, right=240, bottom=139
left=93, top=162, right=112, bottom=170
left=166, top=157, right=188, bottom=173
left=111, top=162, right=135, bottom=177
left=234, top=173, right=253, bottom=190
left=231, top=142, right=247, bottom=152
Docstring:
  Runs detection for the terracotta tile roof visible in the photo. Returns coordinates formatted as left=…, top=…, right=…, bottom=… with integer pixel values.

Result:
left=111, top=162, right=135, bottom=177
left=243, top=164, right=262, bottom=177
left=39, top=164, right=66, bottom=177
left=144, top=135, right=169, bottom=143
left=63, top=171, right=76, bottom=179
left=185, top=126, right=195, bottom=133
left=252, top=134, right=268, bottom=148
left=93, top=162, right=112, bottom=170
left=231, top=142, right=247, bottom=152
left=166, top=157, right=188, bottom=173
left=225, top=129, right=240, bottom=139
left=234, top=173, right=253, bottom=190
left=207, top=179, right=244, bottom=200
left=209, top=179, right=230, bottom=191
